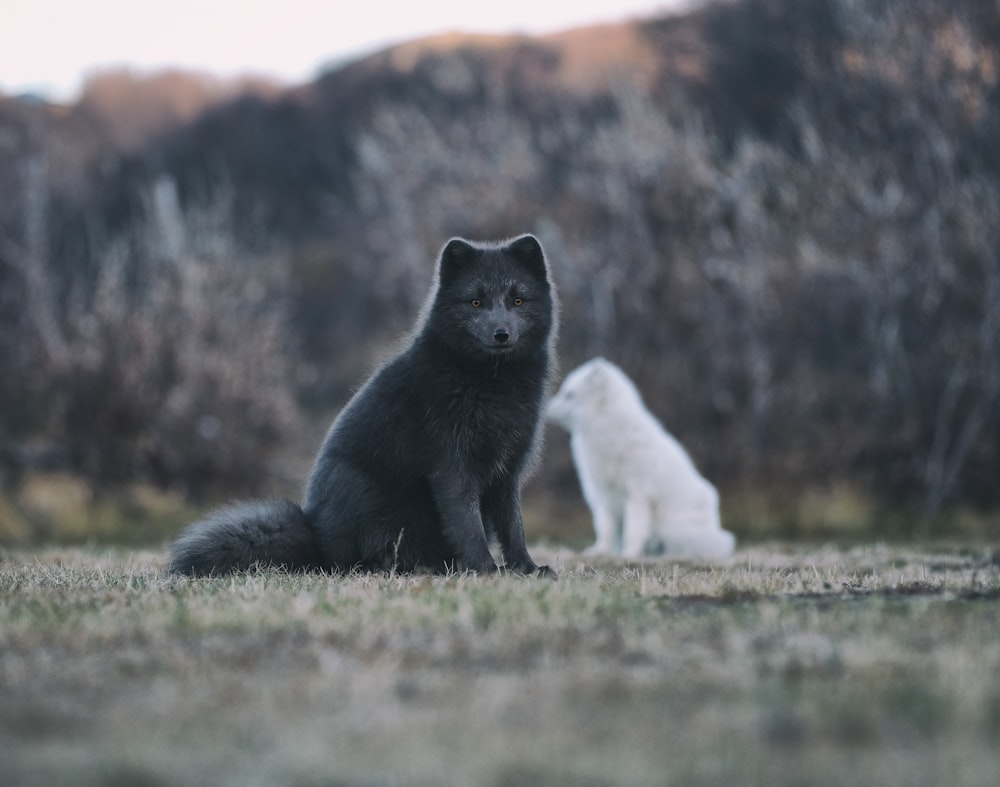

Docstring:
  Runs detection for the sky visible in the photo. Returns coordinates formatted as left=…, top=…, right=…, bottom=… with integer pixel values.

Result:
left=2, top=0, right=682, bottom=101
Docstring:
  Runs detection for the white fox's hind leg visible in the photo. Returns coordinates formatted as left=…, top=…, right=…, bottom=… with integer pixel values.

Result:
left=660, top=525, right=737, bottom=558
left=621, top=496, right=653, bottom=558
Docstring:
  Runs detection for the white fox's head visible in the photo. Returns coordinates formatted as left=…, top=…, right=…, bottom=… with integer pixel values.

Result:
left=547, top=357, right=640, bottom=429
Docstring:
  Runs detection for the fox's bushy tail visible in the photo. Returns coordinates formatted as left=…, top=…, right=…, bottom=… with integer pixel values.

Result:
left=168, top=499, right=319, bottom=576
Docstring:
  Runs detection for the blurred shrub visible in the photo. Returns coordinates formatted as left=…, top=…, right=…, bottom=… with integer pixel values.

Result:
left=1, top=173, right=298, bottom=500
left=1, top=0, right=998, bottom=538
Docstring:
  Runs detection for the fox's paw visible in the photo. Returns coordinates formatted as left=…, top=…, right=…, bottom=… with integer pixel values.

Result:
left=472, top=561, right=501, bottom=576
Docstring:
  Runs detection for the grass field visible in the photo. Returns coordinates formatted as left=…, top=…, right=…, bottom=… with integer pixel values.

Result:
left=2, top=542, right=999, bottom=786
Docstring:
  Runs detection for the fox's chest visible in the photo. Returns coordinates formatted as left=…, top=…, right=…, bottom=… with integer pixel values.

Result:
left=444, top=386, right=537, bottom=473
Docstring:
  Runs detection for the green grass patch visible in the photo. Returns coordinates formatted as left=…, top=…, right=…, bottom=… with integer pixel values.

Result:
left=1, top=543, right=998, bottom=785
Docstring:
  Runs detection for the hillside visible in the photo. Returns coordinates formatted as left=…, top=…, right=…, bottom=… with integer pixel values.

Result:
left=1, top=0, right=999, bottom=541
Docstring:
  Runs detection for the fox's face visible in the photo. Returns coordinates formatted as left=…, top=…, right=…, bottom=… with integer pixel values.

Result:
left=428, top=235, right=554, bottom=360
left=459, top=287, right=528, bottom=353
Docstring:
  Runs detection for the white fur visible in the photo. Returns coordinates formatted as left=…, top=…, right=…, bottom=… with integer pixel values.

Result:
left=547, top=357, right=735, bottom=559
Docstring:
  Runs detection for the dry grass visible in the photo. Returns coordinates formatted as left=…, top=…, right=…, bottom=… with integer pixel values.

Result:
left=2, top=542, right=999, bottom=786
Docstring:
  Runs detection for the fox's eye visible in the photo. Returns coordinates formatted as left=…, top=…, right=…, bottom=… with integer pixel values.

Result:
left=470, top=299, right=482, bottom=308
left=512, top=297, right=524, bottom=307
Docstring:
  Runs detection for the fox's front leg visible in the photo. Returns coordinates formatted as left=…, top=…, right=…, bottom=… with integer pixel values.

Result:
left=572, top=436, right=618, bottom=555
left=621, top=495, right=653, bottom=559
left=482, top=479, right=555, bottom=578
left=584, top=505, right=619, bottom=556
left=430, top=474, right=497, bottom=574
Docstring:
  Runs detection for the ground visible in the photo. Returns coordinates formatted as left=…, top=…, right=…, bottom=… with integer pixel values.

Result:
left=1, top=542, right=999, bottom=786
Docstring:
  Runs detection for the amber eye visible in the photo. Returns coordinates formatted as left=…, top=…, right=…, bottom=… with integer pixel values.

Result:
left=512, top=297, right=524, bottom=307
left=470, top=299, right=482, bottom=308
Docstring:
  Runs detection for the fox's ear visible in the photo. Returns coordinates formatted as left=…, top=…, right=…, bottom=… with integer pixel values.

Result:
left=438, top=238, right=478, bottom=286
left=584, top=360, right=608, bottom=386
left=506, top=234, right=547, bottom=282
left=441, top=238, right=476, bottom=264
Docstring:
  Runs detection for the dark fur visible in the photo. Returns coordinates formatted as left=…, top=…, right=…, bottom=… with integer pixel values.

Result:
left=169, top=235, right=557, bottom=577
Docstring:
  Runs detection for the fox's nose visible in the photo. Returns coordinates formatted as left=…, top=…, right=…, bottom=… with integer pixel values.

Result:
left=494, top=329, right=510, bottom=343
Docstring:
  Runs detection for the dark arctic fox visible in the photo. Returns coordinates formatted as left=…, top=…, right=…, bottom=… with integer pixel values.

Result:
left=169, top=235, right=557, bottom=577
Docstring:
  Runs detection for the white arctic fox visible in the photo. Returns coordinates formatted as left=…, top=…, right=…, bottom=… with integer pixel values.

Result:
left=547, top=357, right=735, bottom=559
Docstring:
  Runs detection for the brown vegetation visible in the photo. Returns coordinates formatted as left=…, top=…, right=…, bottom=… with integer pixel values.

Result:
left=77, top=68, right=281, bottom=151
